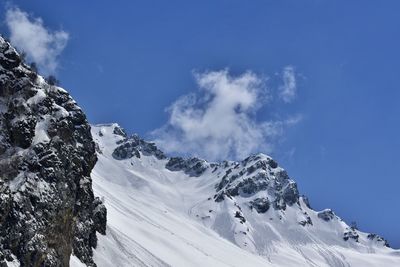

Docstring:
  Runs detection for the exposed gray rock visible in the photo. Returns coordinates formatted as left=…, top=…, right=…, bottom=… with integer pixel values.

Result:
left=299, top=216, right=313, bottom=226
left=215, top=155, right=300, bottom=211
left=299, top=211, right=313, bottom=226
left=166, top=157, right=209, bottom=177
left=344, top=228, right=359, bottom=242
left=112, top=133, right=165, bottom=160
left=112, top=125, right=127, bottom=137
left=0, top=36, right=106, bottom=266
left=165, top=157, right=187, bottom=171
left=317, top=209, right=335, bottom=222
left=249, top=197, right=270, bottom=213
left=367, top=233, right=390, bottom=247
left=234, top=211, right=246, bottom=224
left=281, top=180, right=299, bottom=206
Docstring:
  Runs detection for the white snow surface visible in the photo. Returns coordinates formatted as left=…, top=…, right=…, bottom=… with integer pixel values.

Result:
left=71, top=123, right=400, bottom=267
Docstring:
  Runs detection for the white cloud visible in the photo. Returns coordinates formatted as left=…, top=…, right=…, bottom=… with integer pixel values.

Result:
left=5, top=7, right=69, bottom=74
left=279, top=66, right=297, bottom=103
left=152, top=70, right=301, bottom=161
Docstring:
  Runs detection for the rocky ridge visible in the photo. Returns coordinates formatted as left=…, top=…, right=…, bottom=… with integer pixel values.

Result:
left=103, top=124, right=390, bottom=251
left=0, top=36, right=106, bottom=266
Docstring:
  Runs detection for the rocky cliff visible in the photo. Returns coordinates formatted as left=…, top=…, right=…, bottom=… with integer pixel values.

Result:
left=0, top=36, right=106, bottom=266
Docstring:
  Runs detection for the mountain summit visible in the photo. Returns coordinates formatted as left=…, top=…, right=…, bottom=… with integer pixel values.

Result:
left=89, top=123, right=399, bottom=267
left=0, top=36, right=399, bottom=267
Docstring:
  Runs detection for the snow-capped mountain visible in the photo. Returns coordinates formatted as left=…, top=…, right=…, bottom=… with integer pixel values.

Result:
left=0, top=35, right=399, bottom=267
left=89, top=123, right=400, bottom=267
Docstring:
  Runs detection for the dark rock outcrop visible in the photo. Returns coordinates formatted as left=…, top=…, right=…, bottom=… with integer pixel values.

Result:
left=112, top=125, right=127, bottom=138
left=317, top=209, right=335, bottom=222
left=234, top=211, right=246, bottom=224
left=249, top=197, right=270, bottom=213
left=166, top=157, right=209, bottom=177
left=367, top=233, right=390, bottom=247
left=343, top=228, right=359, bottom=242
left=112, top=133, right=165, bottom=160
left=299, top=215, right=313, bottom=226
left=0, top=36, right=106, bottom=266
left=214, top=155, right=300, bottom=211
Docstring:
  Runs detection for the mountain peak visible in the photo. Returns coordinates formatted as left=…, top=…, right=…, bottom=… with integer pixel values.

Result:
left=90, top=123, right=396, bottom=265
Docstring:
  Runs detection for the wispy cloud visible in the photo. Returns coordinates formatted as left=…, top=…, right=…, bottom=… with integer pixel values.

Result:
left=279, top=65, right=297, bottom=103
left=5, top=7, right=69, bottom=74
left=152, top=69, right=301, bottom=161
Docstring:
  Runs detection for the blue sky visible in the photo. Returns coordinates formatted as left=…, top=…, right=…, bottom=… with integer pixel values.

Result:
left=1, top=1, right=399, bottom=247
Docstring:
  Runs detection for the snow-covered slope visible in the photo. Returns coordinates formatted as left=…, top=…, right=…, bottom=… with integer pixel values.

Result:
left=88, top=123, right=400, bottom=267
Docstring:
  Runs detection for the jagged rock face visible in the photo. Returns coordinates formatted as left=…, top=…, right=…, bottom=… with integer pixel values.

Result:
left=249, top=197, right=270, bottom=213
left=317, top=209, right=335, bottom=222
left=111, top=128, right=300, bottom=215
left=343, top=228, right=360, bottom=242
left=166, top=157, right=209, bottom=177
left=367, top=233, right=390, bottom=248
left=109, top=125, right=300, bottom=218
left=112, top=133, right=165, bottom=160
left=0, top=37, right=106, bottom=266
left=213, top=154, right=300, bottom=211
left=110, top=126, right=210, bottom=177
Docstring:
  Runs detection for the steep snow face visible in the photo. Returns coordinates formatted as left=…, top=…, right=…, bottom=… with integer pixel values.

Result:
left=89, top=124, right=400, bottom=267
